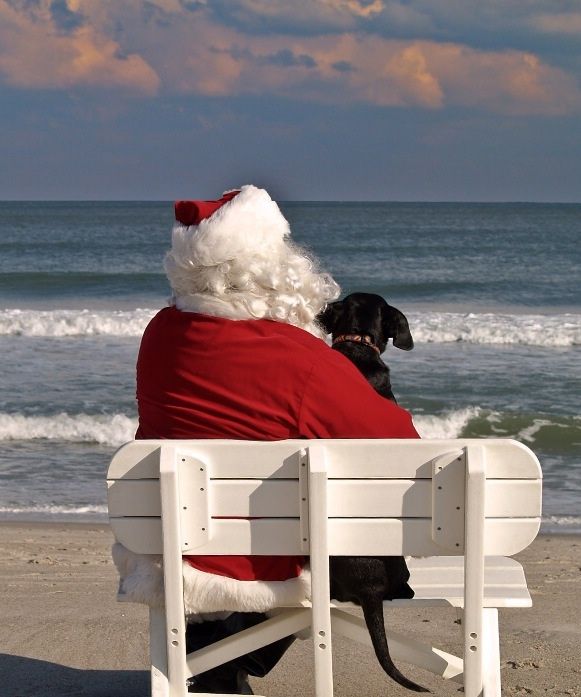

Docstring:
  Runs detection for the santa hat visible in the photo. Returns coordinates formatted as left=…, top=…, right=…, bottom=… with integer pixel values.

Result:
left=169, top=184, right=290, bottom=268
left=174, top=190, right=241, bottom=227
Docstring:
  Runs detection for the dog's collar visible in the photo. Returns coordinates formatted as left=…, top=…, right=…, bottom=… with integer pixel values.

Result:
left=332, top=334, right=381, bottom=354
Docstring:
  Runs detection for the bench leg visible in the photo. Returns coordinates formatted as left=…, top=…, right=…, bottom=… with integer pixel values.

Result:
left=308, top=447, right=335, bottom=697
left=462, top=607, right=501, bottom=697
left=150, top=606, right=170, bottom=697
left=482, top=609, right=501, bottom=697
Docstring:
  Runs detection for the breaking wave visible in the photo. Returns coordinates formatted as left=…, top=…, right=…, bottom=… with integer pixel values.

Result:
left=1, top=408, right=577, bottom=454
left=0, top=504, right=108, bottom=521
left=0, top=412, right=137, bottom=446
left=413, top=407, right=481, bottom=439
left=1, top=308, right=579, bottom=345
left=409, top=311, right=581, bottom=347
left=541, top=515, right=581, bottom=533
left=0, top=308, right=155, bottom=337
left=414, top=408, right=580, bottom=452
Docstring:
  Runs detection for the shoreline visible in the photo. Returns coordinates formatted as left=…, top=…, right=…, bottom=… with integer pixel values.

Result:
left=1, top=522, right=580, bottom=696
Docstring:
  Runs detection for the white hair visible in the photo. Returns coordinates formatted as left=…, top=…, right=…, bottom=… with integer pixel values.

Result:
left=164, top=185, right=339, bottom=340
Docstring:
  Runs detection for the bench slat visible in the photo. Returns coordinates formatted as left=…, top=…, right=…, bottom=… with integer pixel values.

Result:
left=108, top=439, right=541, bottom=480
left=330, top=557, right=532, bottom=608
left=107, top=478, right=541, bottom=519
left=109, top=516, right=540, bottom=557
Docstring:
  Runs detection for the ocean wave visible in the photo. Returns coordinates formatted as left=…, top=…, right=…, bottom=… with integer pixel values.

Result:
left=0, top=412, right=137, bottom=446
left=0, top=406, right=486, bottom=446
left=462, top=411, right=581, bottom=452
left=413, top=407, right=482, bottom=439
left=541, top=516, right=581, bottom=534
left=409, top=311, right=581, bottom=347
left=413, top=408, right=580, bottom=451
left=0, top=504, right=107, bottom=516
left=0, top=308, right=156, bottom=337
left=1, top=408, right=578, bottom=452
left=1, top=308, right=579, bottom=345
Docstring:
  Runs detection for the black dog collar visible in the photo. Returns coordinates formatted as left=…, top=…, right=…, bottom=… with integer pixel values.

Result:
left=332, top=334, right=381, bottom=354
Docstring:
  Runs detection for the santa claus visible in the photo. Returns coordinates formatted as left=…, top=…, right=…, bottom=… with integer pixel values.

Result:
left=114, top=184, right=419, bottom=693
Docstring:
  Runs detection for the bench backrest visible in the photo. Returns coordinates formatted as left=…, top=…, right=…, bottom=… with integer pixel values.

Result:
left=107, top=438, right=542, bottom=558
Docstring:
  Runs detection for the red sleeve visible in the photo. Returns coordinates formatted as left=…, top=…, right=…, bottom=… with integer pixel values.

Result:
left=298, top=351, right=419, bottom=439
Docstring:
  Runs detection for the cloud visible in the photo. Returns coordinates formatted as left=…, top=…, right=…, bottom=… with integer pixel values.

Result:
left=1, top=0, right=580, bottom=114
left=263, top=49, right=317, bottom=68
left=50, top=0, right=85, bottom=32
left=325, top=0, right=385, bottom=18
left=332, top=60, right=355, bottom=73
left=532, top=12, right=581, bottom=36
left=0, top=0, right=160, bottom=94
left=140, top=12, right=580, bottom=114
left=202, top=0, right=387, bottom=35
left=396, top=42, right=580, bottom=116
left=203, top=0, right=581, bottom=55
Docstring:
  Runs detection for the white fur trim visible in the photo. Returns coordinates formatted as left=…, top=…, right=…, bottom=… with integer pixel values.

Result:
left=174, top=293, right=267, bottom=320
left=169, top=184, right=290, bottom=268
left=112, top=543, right=311, bottom=619
left=182, top=561, right=311, bottom=616
left=112, top=542, right=165, bottom=608
left=172, top=295, right=326, bottom=340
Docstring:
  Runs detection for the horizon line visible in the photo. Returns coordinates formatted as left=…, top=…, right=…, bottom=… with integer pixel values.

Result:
left=1, top=198, right=580, bottom=205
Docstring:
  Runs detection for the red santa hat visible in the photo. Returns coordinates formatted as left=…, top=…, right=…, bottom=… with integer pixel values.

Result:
left=174, top=190, right=241, bottom=227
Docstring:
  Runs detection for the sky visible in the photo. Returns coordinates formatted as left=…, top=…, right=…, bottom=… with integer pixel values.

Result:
left=1, top=0, right=580, bottom=201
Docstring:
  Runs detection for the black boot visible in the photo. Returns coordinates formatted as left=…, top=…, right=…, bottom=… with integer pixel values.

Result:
left=186, top=613, right=295, bottom=693
left=188, top=667, right=253, bottom=694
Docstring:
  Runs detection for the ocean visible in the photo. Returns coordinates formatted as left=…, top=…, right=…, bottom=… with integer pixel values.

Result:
left=0, top=201, right=579, bottom=532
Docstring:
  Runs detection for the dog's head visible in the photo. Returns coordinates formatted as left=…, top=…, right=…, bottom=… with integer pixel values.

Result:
left=318, top=292, right=413, bottom=353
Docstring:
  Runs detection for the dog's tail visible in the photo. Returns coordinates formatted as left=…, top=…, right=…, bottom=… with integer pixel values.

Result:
left=360, top=593, right=430, bottom=692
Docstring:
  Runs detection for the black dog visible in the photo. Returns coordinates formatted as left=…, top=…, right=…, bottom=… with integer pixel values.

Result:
left=318, top=292, right=413, bottom=403
left=318, top=292, right=427, bottom=693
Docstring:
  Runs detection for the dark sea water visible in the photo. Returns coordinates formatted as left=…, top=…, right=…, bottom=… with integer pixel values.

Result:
left=0, top=201, right=579, bottom=531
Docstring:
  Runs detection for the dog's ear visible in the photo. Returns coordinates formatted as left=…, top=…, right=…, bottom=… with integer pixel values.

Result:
left=383, top=306, right=414, bottom=350
left=317, top=300, right=343, bottom=335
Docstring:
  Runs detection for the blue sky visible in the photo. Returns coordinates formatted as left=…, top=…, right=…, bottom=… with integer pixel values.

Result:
left=1, top=0, right=580, bottom=201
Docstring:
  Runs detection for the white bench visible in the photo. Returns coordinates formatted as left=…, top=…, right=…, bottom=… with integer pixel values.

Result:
left=107, top=438, right=542, bottom=697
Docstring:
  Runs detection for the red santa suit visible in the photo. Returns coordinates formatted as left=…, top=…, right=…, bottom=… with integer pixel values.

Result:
left=136, top=305, right=419, bottom=585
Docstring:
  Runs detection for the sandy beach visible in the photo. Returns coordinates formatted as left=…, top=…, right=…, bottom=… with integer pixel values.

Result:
left=0, top=522, right=579, bottom=697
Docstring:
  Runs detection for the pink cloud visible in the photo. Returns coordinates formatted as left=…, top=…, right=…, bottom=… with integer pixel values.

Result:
left=422, top=43, right=581, bottom=115
left=1, top=2, right=579, bottom=115
left=152, top=16, right=580, bottom=115
left=0, top=1, right=160, bottom=95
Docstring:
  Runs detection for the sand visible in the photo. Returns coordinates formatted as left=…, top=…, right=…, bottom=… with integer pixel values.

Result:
left=0, top=522, right=579, bottom=697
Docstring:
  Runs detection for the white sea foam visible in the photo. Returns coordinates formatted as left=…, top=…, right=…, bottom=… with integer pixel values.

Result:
left=2, top=408, right=478, bottom=444
left=1, top=308, right=580, bottom=346
left=517, top=419, right=557, bottom=444
left=0, top=412, right=137, bottom=446
left=541, top=516, right=581, bottom=533
left=0, top=308, right=155, bottom=337
left=412, top=407, right=481, bottom=439
left=0, top=504, right=107, bottom=516
left=409, top=311, right=581, bottom=347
